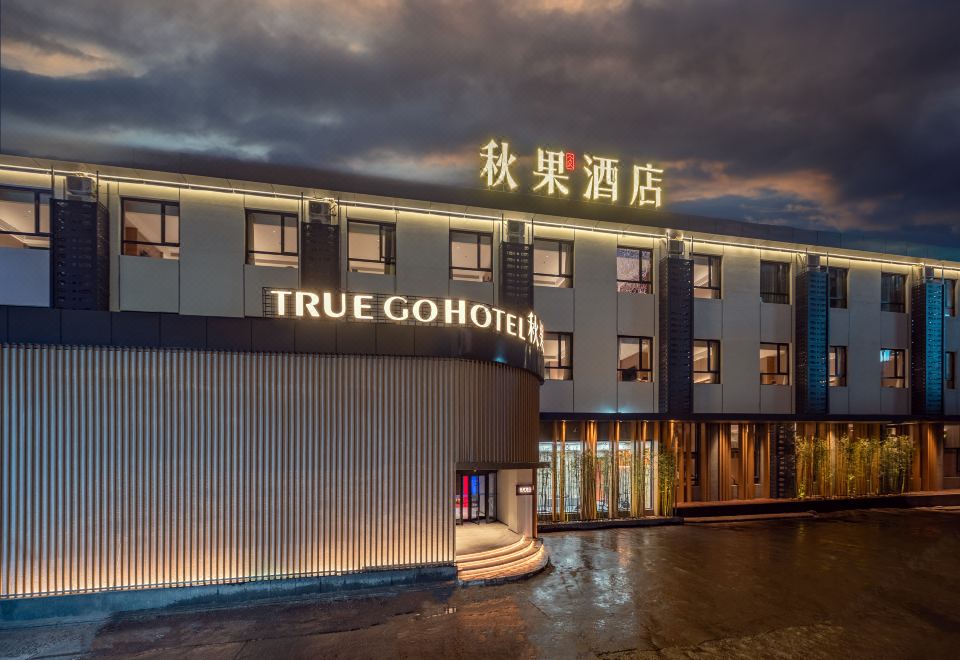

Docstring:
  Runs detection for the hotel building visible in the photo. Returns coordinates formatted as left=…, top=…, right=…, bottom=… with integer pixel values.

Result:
left=1, top=153, right=958, bottom=608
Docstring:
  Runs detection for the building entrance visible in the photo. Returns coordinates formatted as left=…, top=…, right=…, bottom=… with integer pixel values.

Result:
left=455, top=471, right=497, bottom=524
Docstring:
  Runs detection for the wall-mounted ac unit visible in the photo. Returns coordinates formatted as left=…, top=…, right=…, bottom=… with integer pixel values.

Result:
left=308, top=199, right=337, bottom=224
left=667, top=238, right=684, bottom=256
left=506, top=219, right=527, bottom=244
left=65, top=175, right=95, bottom=201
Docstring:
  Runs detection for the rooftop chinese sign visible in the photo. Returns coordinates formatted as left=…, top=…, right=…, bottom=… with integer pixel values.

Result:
left=480, top=139, right=663, bottom=208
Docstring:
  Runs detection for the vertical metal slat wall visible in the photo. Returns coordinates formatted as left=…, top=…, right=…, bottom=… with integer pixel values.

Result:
left=0, top=345, right=539, bottom=599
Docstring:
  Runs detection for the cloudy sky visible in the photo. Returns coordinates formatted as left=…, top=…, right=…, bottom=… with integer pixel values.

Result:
left=2, top=0, right=959, bottom=244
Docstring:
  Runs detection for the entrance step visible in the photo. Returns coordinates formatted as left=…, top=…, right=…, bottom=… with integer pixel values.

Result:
left=455, top=537, right=549, bottom=585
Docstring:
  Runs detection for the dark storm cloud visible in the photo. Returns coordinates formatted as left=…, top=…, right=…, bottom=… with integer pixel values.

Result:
left=2, top=0, right=959, bottom=244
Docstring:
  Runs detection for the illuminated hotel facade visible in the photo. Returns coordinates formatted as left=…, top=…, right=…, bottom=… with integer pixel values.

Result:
left=1, top=152, right=959, bottom=607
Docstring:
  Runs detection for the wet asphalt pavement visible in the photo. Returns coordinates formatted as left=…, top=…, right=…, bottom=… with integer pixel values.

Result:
left=3, top=508, right=960, bottom=659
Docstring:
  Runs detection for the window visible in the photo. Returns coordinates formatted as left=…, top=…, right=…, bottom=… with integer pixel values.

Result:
left=617, top=336, right=653, bottom=382
left=348, top=221, right=395, bottom=274
left=693, top=340, right=720, bottom=384
left=692, top=254, right=721, bottom=299
left=760, top=343, right=789, bottom=385
left=946, top=352, right=956, bottom=390
left=450, top=230, right=492, bottom=282
left=945, top=280, right=956, bottom=317
left=543, top=332, right=572, bottom=380
left=533, top=239, right=572, bottom=287
left=829, top=346, right=847, bottom=387
left=760, top=261, right=790, bottom=304
left=880, top=348, right=906, bottom=388
left=0, top=186, right=51, bottom=249
left=829, top=267, right=848, bottom=309
left=122, top=199, right=180, bottom=259
left=881, top=273, right=906, bottom=313
left=246, top=210, right=298, bottom=267
left=616, top=247, right=652, bottom=294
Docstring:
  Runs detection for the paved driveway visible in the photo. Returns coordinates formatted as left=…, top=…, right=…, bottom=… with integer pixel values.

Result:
left=3, top=509, right=960, bottom=658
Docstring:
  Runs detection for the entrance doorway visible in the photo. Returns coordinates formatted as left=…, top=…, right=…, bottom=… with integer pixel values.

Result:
left=455, top=471, right=497, bottom=524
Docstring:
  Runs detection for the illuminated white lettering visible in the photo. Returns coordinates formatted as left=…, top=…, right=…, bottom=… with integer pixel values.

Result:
left=413, top=299, right=439, bottom=323
left=517, top=314, right=525, bottom=339
left=322, top=292, right=347, bottom=318
left=444, top=299, right=466, bottom=325
left=296, top=291, right=321, bottom=318
left=493, top=307, right=506, bottom=331
left=354, top=294, right=374, bottom=320
left=470, top=304, right=492, bottom=328
left=270, top=289, right=292, bottom=316
left=384, top=296, right=409, bottom=321
left=506, top=313, right=517, bottom=337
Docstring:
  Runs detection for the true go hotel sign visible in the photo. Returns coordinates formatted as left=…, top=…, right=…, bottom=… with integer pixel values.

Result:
left=269, top=289, right=545, bottom=352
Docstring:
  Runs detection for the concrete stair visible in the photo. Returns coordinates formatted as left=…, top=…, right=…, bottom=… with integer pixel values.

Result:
left=455, top=537, right=549, bottom=585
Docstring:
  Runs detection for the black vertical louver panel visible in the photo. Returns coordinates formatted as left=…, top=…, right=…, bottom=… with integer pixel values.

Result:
left=50, top=199, right=109, bottom=310
left=795, top=268, right=829, bottom=415
left=500, top=242, right=533, bottom=314
left=658, top=255, right=693, bottom=414
left=769, top=423, right=797, bottom=499
left=911, top=280, right=944, bottom=415
left=300, top=221, right=341, bottom=290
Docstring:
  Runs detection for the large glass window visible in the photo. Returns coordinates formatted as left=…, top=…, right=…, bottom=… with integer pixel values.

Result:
left=945, top=279, right=956, bottom=317
left=829, top=345, right=847, bottom=387
left=946, top=351, right=956, bottom=390
left=246, top=210, right=298, bottom=267
left=880, top=348, right=906, bottom=388
left=617, top=336, right=652, bottom=382
left=760, top=261, right=790, bottom=304
left=616, top=247, right=652, bottom=294
left=760, top=343, right=789, bottom=385
left=692, top=254, right=721, bottom=299
left=348, top=220, right=395, bottom=274
left=881, top=273, right=906, bottom=313
left=450, top=230, right=492, bottom=282
left=122, top=199, right=180, bottom=259
left=533, top=238, right=573, bottom=287
left=693, top=339, right=720, bottom=384
left=0, top=186, right=51, bottom=249
left=544, top=332, right=572, bottom=380
left=829, top=267, right=848, bottom=309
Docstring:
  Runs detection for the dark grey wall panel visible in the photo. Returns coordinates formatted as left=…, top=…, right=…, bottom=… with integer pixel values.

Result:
left=795, top=268, right=829, bottom=415
left=658, top=256, right=693, bottom=414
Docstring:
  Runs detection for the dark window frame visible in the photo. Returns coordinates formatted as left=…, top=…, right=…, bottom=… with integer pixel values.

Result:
left=946, top=351, right=956, bottom=390
left=760, top=261, right=790, bottom=304
left=760, top=342, right=790, bottom=385
left=449, top=229, right=493, bottom=282
left=828, top=267, right=848, bottom=309
left=544, top=331, right=573, bottom=380
left=617, top=335, right=653, bottom=382
left=348, top=220, right=396, bottom=274
left=693, top=339, right=721, bottom=384
left=533, top=238, right=573, bottom=288
left=0, top=184, right=52, bottom=248
left=881, top=273, right=906, bottom=313
left=246, top=209, right=299, bottom=266
left=121, top=197, right=181, bottom=258
left=880, top=348, right=906, bottom=388
left=692, top=253, right=721, bottom=299
left=616, top=246, right=653, bottom=294
left=829, top=345, right=847, bottom=387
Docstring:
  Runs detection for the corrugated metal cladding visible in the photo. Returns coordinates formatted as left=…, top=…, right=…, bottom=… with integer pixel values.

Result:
left=0, top=345, right=539, bottom=599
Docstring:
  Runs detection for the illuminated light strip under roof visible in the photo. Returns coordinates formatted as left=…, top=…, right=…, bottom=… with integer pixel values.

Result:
left=1, top=162, right=957, bottom=272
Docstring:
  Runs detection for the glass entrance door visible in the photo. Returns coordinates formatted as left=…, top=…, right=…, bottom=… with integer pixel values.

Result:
left=455, top=471, right=497, bottom=524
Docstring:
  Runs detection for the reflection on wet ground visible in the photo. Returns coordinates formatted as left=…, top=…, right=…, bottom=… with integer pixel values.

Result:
left=3, top=509, right=960, bottom=658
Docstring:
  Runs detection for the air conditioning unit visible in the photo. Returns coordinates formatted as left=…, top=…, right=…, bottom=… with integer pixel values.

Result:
left=807, top=254, right=821, bottom=270
left=65, top=175, right=96, bottom=201
left=924, top=265, right=936, bottom=281
left=667, top=239, right=684, bottom=256
left=308, top=199, right=337, bottom=224
left=506, top=219, right=527, bottom=244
